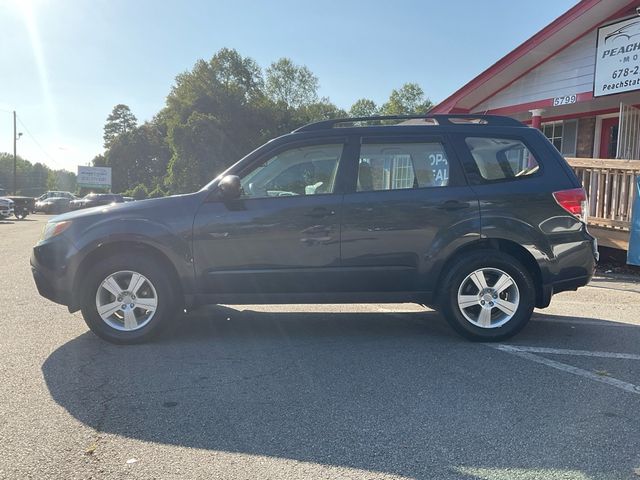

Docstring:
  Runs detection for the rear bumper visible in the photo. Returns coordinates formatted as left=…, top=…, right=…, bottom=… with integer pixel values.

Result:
left=552, top=273, right=593, bottom=294
left=537, top=230, right=597, bottom=308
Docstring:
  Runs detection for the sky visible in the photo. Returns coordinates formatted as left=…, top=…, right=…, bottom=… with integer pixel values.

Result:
left=0, top=0, right=578, bottom=173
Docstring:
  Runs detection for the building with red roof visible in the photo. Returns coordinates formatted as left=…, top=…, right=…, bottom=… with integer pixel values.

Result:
left=433, top=0, right=640, bottom=160
left=432, top=0, right=640, bottom=249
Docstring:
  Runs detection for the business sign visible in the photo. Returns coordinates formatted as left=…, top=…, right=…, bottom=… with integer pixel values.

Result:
left=595, top=17, right=640, bottom=97
left=77, top=166, right=112, bottom=189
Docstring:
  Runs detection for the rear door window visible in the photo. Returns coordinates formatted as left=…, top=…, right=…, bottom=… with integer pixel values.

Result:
left=464, top=137, right=540, bottom=181
left=356, top=141, right=449, bottom=192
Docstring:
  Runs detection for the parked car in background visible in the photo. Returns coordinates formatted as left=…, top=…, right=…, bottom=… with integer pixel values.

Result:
left=35, top=192, right=77, bottom=214
left=36, top=191, right=76, bottom=202
left=31, top=114, right=597, bottom=345
left=4, top=196, right=35, bottom=219
left=36, top=197, right=74, bottom=214
left=0, top=197, right=14, bottom=219
left=69, top=193, right=124, bottom=210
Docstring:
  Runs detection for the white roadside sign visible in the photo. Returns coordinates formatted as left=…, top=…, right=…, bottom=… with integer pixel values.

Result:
left=594, top=17, right=640, bottom=97
left=77, top=166, right=112, bottom=189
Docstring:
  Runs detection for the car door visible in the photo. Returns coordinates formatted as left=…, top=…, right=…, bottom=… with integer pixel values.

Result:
left=192, top=139, right=350, bottom=297
left=339, top=134, right=480, bottom=295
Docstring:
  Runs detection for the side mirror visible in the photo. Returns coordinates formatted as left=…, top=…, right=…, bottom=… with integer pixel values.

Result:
left=217, top=175, right=242, bottom=200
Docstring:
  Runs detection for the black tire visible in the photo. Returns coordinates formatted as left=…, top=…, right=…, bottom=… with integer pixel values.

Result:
left=439, top=250, right=535, bottom=341
left=80, top=254, right=177, bottom=344
left=15, top=211, right=27, bottom=220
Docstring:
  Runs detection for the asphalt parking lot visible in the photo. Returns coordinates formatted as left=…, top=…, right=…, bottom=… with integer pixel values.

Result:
left=1, top=215, right=640, bottom=480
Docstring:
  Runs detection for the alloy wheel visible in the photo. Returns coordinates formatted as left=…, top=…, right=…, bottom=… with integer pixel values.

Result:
left=95, top=270, right=158, bottom=332
left=456, top=267, right=520, bottom=329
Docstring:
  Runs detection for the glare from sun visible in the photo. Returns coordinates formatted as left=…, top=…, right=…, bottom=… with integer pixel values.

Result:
left=7, top=0, right=60, bottom=145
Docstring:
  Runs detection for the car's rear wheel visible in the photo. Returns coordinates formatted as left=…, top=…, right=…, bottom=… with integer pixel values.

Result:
left=81, top=255, right=176, bottom=344
left=440, top=250, right=535, bottom=341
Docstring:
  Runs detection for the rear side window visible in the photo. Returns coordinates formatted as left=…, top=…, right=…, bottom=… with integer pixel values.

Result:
left=465, top=137, right=539, bottom=181
left=357, top=142, right=449, bottom=192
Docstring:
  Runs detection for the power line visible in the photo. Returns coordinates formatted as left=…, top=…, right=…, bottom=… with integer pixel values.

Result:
left=16, top=115, right=63, bottom=168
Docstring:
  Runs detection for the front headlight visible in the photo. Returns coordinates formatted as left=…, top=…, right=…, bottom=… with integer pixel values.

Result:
left=41, top=220, right=71, bottom=241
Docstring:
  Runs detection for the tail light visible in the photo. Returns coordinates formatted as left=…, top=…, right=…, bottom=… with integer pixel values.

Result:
left=552, top=188, right=588, bottom=221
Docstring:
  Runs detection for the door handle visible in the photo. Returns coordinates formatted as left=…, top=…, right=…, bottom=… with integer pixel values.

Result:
left=305, top=207, right=336, bottom=218
left=437, top=200, right=470, bottom=211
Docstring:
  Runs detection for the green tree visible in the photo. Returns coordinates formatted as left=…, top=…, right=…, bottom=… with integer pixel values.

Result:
left=0, top=153, right=31, bottom=194
left=349, top=98, right=379, bottom=117
left=164, top=49, right=274, bottom=193
left=380, top=83, right=433, bottom=115
left=266, top=58, right=319, bottom=109
left=45, top=169, right=76, bottom=193
left=0, top=153, right=71, bottom=196
left=294, top=98, right=347, bottom=125
left=31, top=163, right=49, bottom=193
left=103, top=104, right=138, bottom=149
left=104, top=121, right=171, bottom=192
left=91, top=154, right=107, bottom=167
left=165, top=112, right=230, bottom=193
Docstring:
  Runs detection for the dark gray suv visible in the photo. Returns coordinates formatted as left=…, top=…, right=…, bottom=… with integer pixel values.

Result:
left=31, top=115, right=597, bottom=344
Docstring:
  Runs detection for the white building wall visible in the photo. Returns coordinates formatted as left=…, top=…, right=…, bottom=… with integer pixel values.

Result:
left=473, top=30, right=597, bottom=112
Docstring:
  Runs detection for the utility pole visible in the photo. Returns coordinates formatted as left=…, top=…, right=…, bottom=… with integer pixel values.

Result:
left=13, top=111, right=17, bottom=195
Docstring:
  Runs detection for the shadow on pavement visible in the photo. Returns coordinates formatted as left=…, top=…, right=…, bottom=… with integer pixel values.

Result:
left=42, top=307, right=640, bottom=479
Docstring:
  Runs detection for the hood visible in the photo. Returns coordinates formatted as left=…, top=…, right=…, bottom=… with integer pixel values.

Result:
left=50, top=192, right=204, bottom=223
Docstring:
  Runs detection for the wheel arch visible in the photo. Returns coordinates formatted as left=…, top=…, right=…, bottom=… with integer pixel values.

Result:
left=69, top=241, right=184, bottom=312
left=435, top=238, right=548, bottom=308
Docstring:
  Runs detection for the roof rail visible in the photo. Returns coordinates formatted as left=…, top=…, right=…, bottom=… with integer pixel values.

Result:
left=293, top=114, right=523, bottom=132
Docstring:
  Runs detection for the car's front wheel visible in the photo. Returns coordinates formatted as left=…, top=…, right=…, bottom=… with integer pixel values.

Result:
left=440, top=250, right=535, bottom=341
left=81, top=255, right=176, bottom=344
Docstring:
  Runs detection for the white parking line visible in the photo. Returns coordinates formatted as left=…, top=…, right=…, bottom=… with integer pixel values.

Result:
left=532, top=317, right=640, bottom=328
left=498, top=345, right=640, bottom=360
left=488, top=344, right=640, bottom=396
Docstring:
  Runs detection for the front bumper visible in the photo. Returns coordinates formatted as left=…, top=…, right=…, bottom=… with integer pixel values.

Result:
left=30, top=235, right=78, bottom=309
left=31, top=264, right=70, bottom=306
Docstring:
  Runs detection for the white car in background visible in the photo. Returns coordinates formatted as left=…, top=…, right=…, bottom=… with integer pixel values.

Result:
left=0, top=197, right=15, bottom=219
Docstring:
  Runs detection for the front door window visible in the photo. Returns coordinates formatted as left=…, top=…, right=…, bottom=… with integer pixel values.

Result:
left=239, top=144, right=343, bottom=198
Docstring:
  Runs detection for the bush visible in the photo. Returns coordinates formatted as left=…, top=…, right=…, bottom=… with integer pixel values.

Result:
left=129, top=183, right=148, bottom=200
left=148, top=185, right=167, bottom=198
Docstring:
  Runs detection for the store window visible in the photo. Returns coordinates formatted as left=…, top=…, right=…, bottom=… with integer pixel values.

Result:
left=542, top=120, right=577, bottom=156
